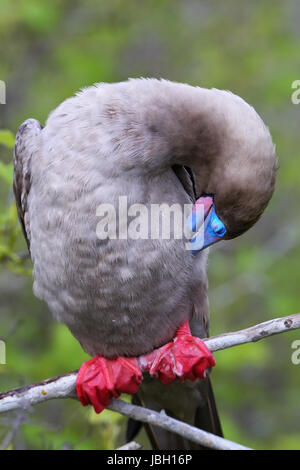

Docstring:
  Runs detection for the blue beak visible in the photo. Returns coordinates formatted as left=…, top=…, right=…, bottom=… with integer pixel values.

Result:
left=187, top=195, right=226, bottom=255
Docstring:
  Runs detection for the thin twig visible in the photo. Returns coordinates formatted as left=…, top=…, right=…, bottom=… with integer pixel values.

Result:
left=0, top=410, right=28, bottom=450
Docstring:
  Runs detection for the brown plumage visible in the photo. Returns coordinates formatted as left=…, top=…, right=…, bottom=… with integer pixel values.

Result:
left=13, top=78, right=277, bottom=449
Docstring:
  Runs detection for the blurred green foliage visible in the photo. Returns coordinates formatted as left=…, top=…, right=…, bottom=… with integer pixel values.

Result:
left=0, top=0, right=300, bottom=450
left=0, top=133, right=31, bottom=275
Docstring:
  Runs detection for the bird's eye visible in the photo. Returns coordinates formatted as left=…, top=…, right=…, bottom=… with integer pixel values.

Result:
left=211, top=217, right=226, bottom=237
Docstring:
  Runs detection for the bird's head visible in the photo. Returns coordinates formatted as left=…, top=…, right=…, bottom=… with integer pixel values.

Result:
left=187, top=88, right=277, bottom=251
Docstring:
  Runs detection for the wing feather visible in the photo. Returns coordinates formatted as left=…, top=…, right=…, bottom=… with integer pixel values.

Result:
left=13, top=119, right=42, bottom=251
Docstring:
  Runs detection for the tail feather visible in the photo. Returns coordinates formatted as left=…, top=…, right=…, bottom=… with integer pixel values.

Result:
left=194, top=377, right=223, bottom=437
left=126, top=375, right=222, bottom=450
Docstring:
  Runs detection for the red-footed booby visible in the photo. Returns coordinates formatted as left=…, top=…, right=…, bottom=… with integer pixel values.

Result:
left=13, top=78, right=277, bottom=449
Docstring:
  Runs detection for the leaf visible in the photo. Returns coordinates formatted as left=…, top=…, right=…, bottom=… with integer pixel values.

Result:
left=0, top=161, right=13, bottom=184
left=0, top=130, right=15, bottom=149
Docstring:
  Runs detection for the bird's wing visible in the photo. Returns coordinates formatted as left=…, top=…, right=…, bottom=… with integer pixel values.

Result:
left=172, top=164, right=197, bottom=202
left=13, top=119, right=42, bottom=251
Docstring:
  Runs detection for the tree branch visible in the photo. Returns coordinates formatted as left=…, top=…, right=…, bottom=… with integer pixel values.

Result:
left=117, top=441, right=142, bottom=450
left=0, top=313, right=299, bottom=449
left=204, top=312, right=300, bottom=352
left=111, top=400, right=250, bottom=450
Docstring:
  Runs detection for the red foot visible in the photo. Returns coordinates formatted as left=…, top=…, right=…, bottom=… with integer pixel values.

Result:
left=138, top=320, right=216, bottom=384
left=76, top=356, right=142, bottom=413
left=76, top=320, right=215, bottom=413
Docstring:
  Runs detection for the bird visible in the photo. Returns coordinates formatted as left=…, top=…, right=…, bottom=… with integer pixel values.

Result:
left=13, top=78, right=277, bottom=449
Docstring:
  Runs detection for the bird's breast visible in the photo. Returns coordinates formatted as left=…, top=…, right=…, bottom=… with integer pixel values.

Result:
left=29, top=162, right=197, bottom=357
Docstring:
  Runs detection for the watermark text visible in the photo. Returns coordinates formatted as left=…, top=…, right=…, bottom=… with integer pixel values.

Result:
left=0, top=340, right=6, bottom=364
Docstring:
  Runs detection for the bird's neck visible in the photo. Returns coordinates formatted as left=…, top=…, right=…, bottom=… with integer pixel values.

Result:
left=120, top=82, right=223, bottom=176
